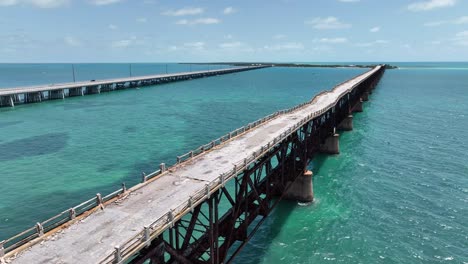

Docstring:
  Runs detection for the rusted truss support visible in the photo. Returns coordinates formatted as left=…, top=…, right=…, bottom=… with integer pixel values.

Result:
left=127, top=66, right=385, bottom=264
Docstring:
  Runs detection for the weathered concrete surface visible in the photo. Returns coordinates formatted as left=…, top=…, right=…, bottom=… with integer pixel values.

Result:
left=338, top=115, right=353, bottom=131
left=353, top=99, right=363, bottom=112
left=8, top=66, right=381, bottom=264
left=362, top=91, right=369, bottom=101
left=284, top=170, right=314, bottom=202
left=320, top=134, right=340, bottom=154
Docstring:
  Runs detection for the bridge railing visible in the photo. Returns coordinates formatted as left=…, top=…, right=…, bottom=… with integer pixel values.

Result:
left=1, top=66, right=380, bottom=260
left=100, top=66, right=381, bottom=263
left=101, top=111, right=322, bottom=263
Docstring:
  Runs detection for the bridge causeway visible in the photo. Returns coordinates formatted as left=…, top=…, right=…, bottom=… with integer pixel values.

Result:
left=1, top=65, right=385, bottom=264
left=0, top=66, right=267, bottom=108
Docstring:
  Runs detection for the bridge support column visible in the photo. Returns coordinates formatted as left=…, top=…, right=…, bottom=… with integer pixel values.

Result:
left=69, top=87, right=84, bottom=97
left=100, top=84, right=113, bottom=92
left=85, top=85, right=100, bottom=95
left=0, top=96, right=14, bottom=107
left=50, top=89, right=65, bottom=100
left=337, top=115, right=353, bottom=131
left=352, top=99, right=363, bottom=113
left=320, top=133, right=340, bottom=154
left=284, top=170, right=314, bottom=203
left=116, top=83, right=125, bottom=90
left=25, top=92, right=43, bottom=103
left=361, top=91, right=369, bottom=101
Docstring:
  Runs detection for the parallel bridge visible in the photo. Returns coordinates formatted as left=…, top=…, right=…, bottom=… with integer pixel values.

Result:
left=0, top=66, right=267, bottom=108
left=1, top=65, right=385, bottom=263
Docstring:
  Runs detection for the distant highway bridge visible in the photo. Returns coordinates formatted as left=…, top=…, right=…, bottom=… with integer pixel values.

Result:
left=0, top=66, right=267, bottom=108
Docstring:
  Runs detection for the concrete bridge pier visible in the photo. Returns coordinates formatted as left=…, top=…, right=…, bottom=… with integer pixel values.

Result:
left=320, top=133, right=340, bottom=154
left=284, top=170, right=314, bottom=202
left=361, top=91, right=369, bottom=101
left=69, top=87, right=84, bottom=97
left=141, top=80, right=151, bottom=86
left=129, top=81, right=139, bottom=88
left=116, top=83, right=125, bottom=90
left=85, top=85, right=100, bottom=95
left=25, top=92, right=43, bottom=103
left=353, top=99, right=363, bottom=113
left=0, top=95, right=15, bottom=107
left=100, top=84, right=113, bottom=92
left=338, top=115, right=353, bottom=131
left=13, top=94, right=20, bottom=104
left=49, top=89, right=65, bottom=100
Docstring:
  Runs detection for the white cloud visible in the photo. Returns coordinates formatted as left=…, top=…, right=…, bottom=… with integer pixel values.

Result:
left=0, top=0, right=19, bottom=6
left=273, top=34, right=286, bottom=39
left=424, top=16, right=468, bottom=26
left=456, top=31, right=468, bottom=38
left=64, top=36, right=82, bottom=46
left=0, top=0, right=69, bottom=8
left=356, top=40, right=389, bottom=47
left=370, top=26, right=380, bottom=33
left=111, top=40, right=131, bottom=48
left=218, top=42, right=254, bottom=53
left=263, top=42, right=304, bottom=51
left=163, top=7, right=204, bottom=16
left=183, top=42, right=205, bottom=50
left=305, top=16, right=351, bottom=29
left=136, top=17, right=147, bottom=23
left=176, top=18, right=220, bottom=25
left=408, top=0, right=456, bottom=11
left=109, top=24, right=118, bottom=30
left=454, top=30, right=468, bottom=46
left=168, top=42, right=207, bottom=52
left=223, top=6, right=236, bottom=14
left=219, top=42, right=243, bottom=49
left=318, top=37, right=348, bottom=44
left=111, top=36, right=137, bottom=48
left=224, top=34, right=233, bottom=39
left=90, top=0, right=122, bottom=6
left=402, top=43, right=411, bottom=49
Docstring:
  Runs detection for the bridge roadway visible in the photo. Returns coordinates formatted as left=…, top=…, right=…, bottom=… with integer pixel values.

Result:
left=0, top=66, right=267, bottom=107
left=6, top=66, right=381, bottom=264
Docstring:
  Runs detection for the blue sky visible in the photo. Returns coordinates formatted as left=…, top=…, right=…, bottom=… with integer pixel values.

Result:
left=0, top=0, right=467, bottom=62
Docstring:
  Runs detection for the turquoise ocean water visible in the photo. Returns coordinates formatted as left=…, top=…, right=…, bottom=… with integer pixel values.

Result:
left=0, top=63, right=467, bottom=263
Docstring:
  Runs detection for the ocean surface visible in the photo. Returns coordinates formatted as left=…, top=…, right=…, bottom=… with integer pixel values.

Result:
left=0, top=62, right=467, bottom=263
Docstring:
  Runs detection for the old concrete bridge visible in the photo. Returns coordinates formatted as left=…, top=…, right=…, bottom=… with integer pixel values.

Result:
left=1, top=65, right=385, bottom=264
left=0, top=66, right=267, bottom=108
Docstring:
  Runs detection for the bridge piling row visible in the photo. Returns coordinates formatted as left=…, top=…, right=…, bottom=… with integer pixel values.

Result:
left=124, top=66, right=386, bottom=264
left=49, top=89, right=65, bottom=100
left=2, top=66, right=386, bottom=264
left=0, top=66, right=268, bottom=109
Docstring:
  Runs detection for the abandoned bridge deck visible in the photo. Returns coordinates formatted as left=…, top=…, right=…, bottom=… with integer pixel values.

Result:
left=3, top=66, right=383, bottom=264
left=0, top=65, right=267, bottom=108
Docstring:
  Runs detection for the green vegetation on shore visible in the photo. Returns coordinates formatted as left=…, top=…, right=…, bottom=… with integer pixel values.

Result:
left=181, top=62, right=398, bottom=69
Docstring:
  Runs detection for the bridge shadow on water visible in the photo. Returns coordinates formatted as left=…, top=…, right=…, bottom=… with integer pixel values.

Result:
left=233, top=154, right=329, bottom=263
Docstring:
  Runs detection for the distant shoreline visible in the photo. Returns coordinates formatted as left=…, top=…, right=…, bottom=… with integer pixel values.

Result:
left=180, top=62, right=398, bottom=69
